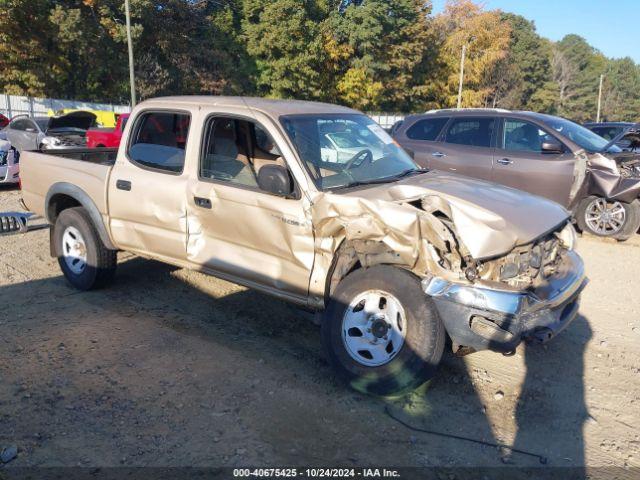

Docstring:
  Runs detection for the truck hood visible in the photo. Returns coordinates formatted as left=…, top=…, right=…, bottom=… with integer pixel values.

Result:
left=342, top=171, right=570, bottom=259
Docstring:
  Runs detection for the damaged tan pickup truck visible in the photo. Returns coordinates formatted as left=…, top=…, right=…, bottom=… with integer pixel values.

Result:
left=20, top=97, right=587, bottom=395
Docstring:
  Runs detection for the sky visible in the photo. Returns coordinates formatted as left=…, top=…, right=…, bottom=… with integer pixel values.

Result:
left=431, top=0, right=639, bottom=63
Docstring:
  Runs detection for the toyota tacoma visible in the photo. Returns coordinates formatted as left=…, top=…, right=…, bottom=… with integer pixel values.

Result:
left=20, top=97, right=587, bottom=395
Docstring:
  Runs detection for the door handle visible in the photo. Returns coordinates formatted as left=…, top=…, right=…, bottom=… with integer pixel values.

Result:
left=116, top=179, right=131, bottom=191
left=432, top=151, right=446, bottom=158
left=497, top=158, right=513, bottom=165
left=194, top=197, right=212, bottom=209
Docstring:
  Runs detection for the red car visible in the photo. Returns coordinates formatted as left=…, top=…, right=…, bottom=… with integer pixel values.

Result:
left=0, top=113, right=9, bottom=129
left=86, top=113, right=130, bottom=148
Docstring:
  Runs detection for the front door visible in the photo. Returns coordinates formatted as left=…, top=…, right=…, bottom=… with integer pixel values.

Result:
left=492, top=118, right=576, bottom=207
left=186, top=113, right=315, bottom=301
left=7, top=118, right=38, bottom=152
left=107, top=110, right=193, bottom=263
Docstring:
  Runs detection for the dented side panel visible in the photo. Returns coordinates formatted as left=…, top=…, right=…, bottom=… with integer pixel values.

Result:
left=587, top=153, right=640, bottom=203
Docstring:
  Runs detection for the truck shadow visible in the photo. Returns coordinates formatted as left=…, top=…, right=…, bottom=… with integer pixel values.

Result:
left=0, top=255, right=592, bottom=471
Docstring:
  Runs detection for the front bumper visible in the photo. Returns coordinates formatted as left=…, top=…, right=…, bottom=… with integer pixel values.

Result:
left=423, top=250, right=587, bottom=353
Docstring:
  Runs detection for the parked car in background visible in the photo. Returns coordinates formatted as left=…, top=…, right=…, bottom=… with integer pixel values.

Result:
left=49, top=109, right=120, bottom=128
left=584, top=122, right=640, bottom=152
left=86, top=113, right=130, bottom=148
left=0, top=138, right=19, bottom=185
left=0, top=113, right=9, bottom=129
left=394, top=109, right=640, bottom=240
left=4, top=111, right=96, bottom=153
left=19, top=96, right=586, bottom=395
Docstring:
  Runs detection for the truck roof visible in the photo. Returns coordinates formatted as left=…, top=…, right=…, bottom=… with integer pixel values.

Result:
left=140, top=96, right=359, bottom=117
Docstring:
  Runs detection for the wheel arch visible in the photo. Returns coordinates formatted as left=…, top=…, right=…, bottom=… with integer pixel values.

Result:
left=324, top=239, right=414, bottom=307
left=46, top=182, right=116, bottom=252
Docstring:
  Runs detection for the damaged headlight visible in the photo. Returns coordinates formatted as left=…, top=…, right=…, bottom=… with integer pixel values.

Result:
left=558, top=222, right=577, bottom=250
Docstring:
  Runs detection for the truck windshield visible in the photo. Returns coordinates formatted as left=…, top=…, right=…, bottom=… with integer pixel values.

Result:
left=542, top=115, right=622, bottom=154
left=281, top=113, right=420, bottom=190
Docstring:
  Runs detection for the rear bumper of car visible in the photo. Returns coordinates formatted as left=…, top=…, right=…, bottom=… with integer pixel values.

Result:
left=423, top=250, right=587, bottom=353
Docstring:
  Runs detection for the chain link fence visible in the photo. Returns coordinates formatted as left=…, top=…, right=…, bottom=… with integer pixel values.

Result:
left=0, top=94, right=130, bottom=118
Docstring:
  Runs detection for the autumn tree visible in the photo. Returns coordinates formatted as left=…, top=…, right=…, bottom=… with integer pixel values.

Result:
left=432, top=0, right=511, bottom=108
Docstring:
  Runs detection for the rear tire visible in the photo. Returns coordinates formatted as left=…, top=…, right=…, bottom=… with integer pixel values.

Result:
left=54, top=207, right=117, bottom=290
left=322, top=265, right=445, bottom=396
left=576, top=196, right=640, bottom=241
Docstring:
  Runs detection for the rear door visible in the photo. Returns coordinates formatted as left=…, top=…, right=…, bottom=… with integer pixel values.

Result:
left=394, top=116, right=449, bottom=168
left=107, top=109, right=193, bottom=263
left=431, top=116, right=496, bottom=181
left=492, top=117, right=576, bottom=206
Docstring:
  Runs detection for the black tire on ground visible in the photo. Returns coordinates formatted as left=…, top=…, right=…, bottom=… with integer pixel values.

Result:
left=53, top=207, right=117, bottom=290
left=576, top=196, right=640, bottom=241
left=321, top=265, right=445, bottom=396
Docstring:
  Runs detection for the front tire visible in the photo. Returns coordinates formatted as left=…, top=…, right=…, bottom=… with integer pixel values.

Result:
left=54, top=207, right=117, bottom=290
left=576, top=196, right=640, bottom=241
left=322, top=265, right=445, bottom=396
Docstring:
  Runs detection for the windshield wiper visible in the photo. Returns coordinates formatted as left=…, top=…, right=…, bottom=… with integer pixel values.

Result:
left=332, top=168, right=428, bottom=190
left=388, top=168, right=428, bottom=180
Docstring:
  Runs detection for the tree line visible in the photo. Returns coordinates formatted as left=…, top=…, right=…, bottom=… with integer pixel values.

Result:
left=1, top=0, right=638, bottom=122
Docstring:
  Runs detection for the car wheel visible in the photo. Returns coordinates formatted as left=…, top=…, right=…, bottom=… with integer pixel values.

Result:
left=577, top=196, right=640, bottom=241
left=54, top=207, right=117, bottom=290
left=322, top=265, right=445, bottom=396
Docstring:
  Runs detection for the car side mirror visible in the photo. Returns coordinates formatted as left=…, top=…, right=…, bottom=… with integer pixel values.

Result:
left=25, top=127, right=36, bottom=133
left=541, top=140, right=563, bottom=154
left=403, top=147, right=415, bottom=159
left=257, top=164, right=294, bottom=197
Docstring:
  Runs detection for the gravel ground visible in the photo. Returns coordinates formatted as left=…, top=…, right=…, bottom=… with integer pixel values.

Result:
left=0, top=184, right=639, bottom=475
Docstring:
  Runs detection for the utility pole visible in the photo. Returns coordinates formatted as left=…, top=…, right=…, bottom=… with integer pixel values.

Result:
left=457, top=44, right=466, bottom=109
left=596, top=73, right=604, bottom=123
left=125, top=0, right=137, bottom=107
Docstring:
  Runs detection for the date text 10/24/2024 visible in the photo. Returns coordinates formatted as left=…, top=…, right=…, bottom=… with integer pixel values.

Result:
left=233, top=468, right=401, bottom=478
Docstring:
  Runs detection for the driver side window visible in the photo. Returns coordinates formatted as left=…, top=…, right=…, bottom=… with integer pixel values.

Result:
left=200, top=116, right=287, bottom=191
left=502, top=119, right=554, bottom=153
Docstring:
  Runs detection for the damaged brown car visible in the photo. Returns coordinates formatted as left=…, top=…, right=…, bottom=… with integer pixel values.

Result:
left=20, top=97, right=587, bottom=395
left=395, top=109, right=640, bottom=240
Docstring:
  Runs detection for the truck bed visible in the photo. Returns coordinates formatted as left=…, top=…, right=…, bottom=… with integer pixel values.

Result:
left=39, top=147, right=118, bottom=165
left=20, top=148, right=116, bottom=222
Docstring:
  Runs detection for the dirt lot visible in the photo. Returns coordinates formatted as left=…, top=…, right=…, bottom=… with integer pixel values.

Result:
left=1, top=184, right=639, bottom=475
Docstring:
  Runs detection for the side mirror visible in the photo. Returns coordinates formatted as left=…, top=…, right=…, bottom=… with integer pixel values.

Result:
left=25, top=127, right=36, bottom=133
left=403, top=147, right=415, bottom=159
left=541, top=140, right=563, bottom=154
left=257, top=164, right=294, bottom=197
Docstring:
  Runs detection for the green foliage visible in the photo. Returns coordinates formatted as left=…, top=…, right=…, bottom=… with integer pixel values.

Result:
left=487, top=13, right=553, bottom=109
left=242, top=0, right=326, bottom=99
left=0, top=0, right=638, bottom=122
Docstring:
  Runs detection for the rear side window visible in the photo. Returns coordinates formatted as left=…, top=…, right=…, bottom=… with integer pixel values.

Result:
left=406, top=117, right=449, bottom=141
left=128, top=112, right=191, bottom=173
left=444, top=117, right=494, bottom=147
